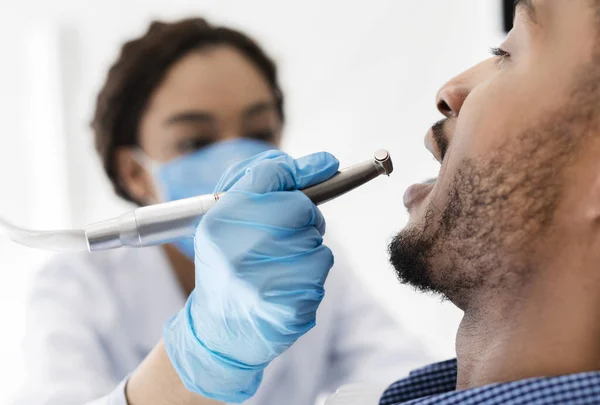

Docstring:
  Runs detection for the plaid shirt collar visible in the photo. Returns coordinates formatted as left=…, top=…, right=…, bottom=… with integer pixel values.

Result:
left=380, top=359, right=600, bottom=405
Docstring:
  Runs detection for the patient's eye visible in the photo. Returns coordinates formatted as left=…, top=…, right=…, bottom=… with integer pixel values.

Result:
left=491, top=47, right=511, bottom=67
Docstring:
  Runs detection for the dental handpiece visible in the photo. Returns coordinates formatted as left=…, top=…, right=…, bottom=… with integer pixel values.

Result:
left=0, top=150, right=393, bottom=252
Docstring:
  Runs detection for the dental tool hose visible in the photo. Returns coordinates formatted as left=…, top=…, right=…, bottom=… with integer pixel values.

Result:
left=0, top=150, right=393, bottom=252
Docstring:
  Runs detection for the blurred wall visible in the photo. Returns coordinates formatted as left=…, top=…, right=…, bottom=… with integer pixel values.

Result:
left=0, top=0, right=505, bottom=402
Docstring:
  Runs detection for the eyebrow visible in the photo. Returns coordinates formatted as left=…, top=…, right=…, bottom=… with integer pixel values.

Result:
left=165, top=111, right=213, bottom=125
left=514, top=0, right=538, bottom=25
left=164, top=101, right=276, bottom=126
left=242, top=101, right=277, bottom=119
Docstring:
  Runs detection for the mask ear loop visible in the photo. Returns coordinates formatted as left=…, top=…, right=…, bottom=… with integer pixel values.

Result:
left=131, top=148, right=164, bottom=205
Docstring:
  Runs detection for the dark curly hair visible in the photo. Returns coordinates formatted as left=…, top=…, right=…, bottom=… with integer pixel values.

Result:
left=91, top=17, right=284, bottom=203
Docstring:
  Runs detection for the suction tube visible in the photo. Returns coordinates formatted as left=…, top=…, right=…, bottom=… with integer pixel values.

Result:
left=0, top=150, right=393, bottom=252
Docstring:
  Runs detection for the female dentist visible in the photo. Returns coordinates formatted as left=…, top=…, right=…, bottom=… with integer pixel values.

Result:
left=14, top=17, right=428, bottom=405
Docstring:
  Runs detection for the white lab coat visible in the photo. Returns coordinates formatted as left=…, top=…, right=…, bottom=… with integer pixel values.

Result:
left=13, top=240, right=429, bottom=405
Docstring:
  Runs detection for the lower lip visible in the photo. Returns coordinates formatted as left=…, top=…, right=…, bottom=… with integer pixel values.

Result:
left=403, top=182, right=435, bottom=210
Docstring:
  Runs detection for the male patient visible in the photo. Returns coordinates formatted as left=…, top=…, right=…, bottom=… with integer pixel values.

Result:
left=381, top=0, right=600, bottom=402
left=116, top=0, right=600, bottom=404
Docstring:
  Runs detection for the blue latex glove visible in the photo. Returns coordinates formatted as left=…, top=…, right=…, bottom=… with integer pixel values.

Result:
left=163, top=150, right=339, bottom=403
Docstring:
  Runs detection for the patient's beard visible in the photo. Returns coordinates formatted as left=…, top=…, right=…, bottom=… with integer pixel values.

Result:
left=388, top=107, right=593, bottom=309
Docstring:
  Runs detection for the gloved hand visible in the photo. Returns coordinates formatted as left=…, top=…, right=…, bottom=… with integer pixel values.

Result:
left=163, top=150, right=339, bottom=403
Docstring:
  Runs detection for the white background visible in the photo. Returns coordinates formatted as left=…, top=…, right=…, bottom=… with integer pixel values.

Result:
left=0, top=1, right=506, bottom=402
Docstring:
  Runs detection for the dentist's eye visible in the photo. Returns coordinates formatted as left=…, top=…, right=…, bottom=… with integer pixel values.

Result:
left=176, top=137, right=213, bottom=154
left=491, top=47, right=511, bottom=67
left=246, top=130, right=275, bottom=143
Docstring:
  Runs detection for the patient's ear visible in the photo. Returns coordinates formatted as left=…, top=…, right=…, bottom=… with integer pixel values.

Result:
left=559, top=149, right=600, bottom=231
left=584, top=166, right=600, bottom=225
left=115, top=147, right=158, bottom=205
